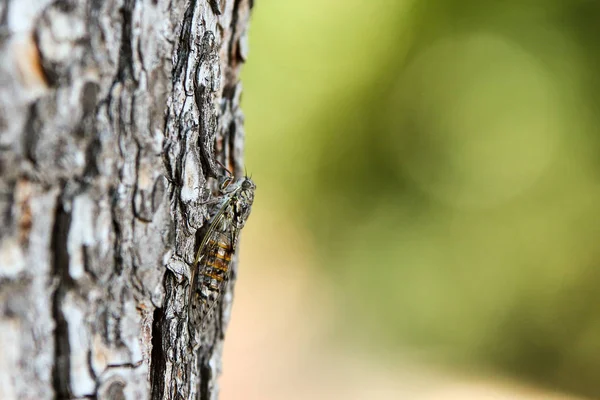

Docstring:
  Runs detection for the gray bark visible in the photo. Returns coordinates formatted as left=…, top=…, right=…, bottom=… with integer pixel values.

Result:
left=0, top=0, right=252, bottom=399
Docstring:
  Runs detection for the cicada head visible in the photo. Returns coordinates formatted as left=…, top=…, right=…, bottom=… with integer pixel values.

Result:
left=232, top=176, right=255, bottom=229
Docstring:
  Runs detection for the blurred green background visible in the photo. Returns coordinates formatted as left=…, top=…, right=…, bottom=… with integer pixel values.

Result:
left=240, top=1, right=600, bottom=398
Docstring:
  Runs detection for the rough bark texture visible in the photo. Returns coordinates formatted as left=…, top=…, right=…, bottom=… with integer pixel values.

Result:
left=0, top=0, right=252, bottom=399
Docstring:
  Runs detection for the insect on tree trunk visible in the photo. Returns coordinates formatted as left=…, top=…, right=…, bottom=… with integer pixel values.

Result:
left=0, top=0, right=253, bottom=398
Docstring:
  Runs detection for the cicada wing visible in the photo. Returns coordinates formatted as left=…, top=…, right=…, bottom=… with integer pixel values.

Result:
left=189, top=224, right=238, bottom=331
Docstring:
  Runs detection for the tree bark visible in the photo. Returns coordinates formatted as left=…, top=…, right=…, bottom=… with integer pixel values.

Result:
left=0, top=0, right=252, bottom=399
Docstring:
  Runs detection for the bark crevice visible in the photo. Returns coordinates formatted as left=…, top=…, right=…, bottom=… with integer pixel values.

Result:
left=150, top=305, right=165, bottom=400
left=51, top=195, right=73, bottom=398
left=117, top=0, right=136, bottom=84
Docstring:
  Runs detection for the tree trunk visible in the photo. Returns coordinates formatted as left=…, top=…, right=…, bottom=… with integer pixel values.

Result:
left=0, top=0, right=252, bottom=399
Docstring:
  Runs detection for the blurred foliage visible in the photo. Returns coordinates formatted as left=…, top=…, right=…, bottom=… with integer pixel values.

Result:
left=242, top=0, right=600, bottom=397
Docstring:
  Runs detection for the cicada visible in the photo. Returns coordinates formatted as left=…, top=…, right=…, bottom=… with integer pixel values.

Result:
left=188, top=175, right=256, bottom=331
